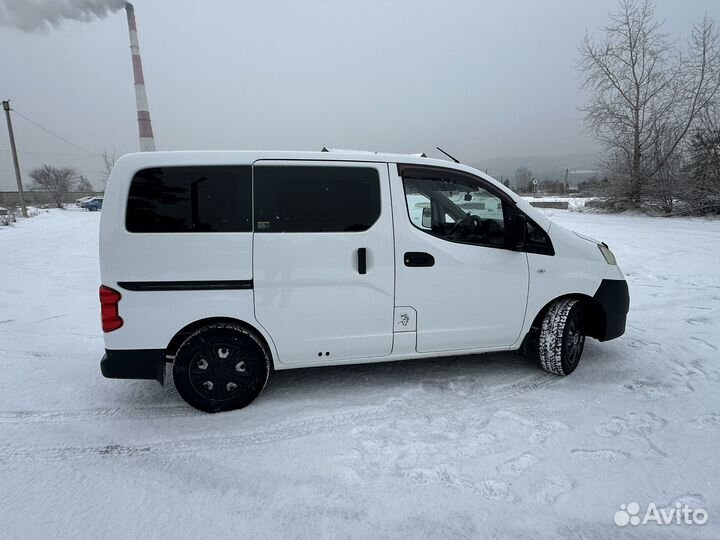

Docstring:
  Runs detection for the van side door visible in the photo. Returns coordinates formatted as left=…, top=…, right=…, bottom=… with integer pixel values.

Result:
left=252, top=161, right=395, bottom=366
left=391, top=164, right=530, bottom=353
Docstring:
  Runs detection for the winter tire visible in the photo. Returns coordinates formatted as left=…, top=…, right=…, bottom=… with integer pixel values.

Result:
left=538, top=298, right=585, bottom=376
left=173, top=324, right=270, bottom=413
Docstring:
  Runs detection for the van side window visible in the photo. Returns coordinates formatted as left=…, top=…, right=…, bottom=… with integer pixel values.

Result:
left=403, top=175, right=507, bottom=248
left=254, top=166, right=380, bottom=232
left=126, top=166, right=252, bottom=233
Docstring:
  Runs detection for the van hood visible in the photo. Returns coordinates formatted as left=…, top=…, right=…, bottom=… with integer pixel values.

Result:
left=573, top=231, right=602, bottom=245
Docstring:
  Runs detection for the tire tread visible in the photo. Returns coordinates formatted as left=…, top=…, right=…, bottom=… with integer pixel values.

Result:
left=539, top=298, right=580, bottom=376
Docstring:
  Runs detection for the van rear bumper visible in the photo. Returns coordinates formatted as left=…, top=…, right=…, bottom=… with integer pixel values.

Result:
left=100, top=349, right=165, bottom=384
left=593, top=279, right=630, bottom=341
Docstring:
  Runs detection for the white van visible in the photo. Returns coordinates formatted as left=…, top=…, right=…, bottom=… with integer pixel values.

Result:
left=99, top=150, right=629, bottom=412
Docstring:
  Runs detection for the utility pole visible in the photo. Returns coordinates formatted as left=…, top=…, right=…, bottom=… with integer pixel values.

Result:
left=564, top=168, right=569, bottom=195
left=2, top=100, right=28, bottom=218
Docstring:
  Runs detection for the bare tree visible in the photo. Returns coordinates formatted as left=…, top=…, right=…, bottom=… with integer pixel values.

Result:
left=579, top=0, right=720, bottom=208
left=514, top=166, right=533, bottom=192
left=28, top=165, right=78, bottom=208
left=645, top=129, right=687, bottom=213
left=686, top=113, right=720, bottom=213
left=75, top=175, right=94, bottom=194
left=101, top=149, right=116, bottom=187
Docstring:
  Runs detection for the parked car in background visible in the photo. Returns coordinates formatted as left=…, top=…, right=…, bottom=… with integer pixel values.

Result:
left=0, top=206, right=16, bottom=225
left=82, top=197, right=103, bottom=211
left=75, top=196, right=94, bottom=207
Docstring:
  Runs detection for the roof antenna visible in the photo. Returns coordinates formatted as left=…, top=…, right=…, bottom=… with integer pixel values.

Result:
left=436, top=146, right=460, bottom=163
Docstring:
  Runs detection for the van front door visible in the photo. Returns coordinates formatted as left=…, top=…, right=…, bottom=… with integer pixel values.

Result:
left=252, top=161, right=395, bottom=365
left=392, top=164, right=529, bottom=353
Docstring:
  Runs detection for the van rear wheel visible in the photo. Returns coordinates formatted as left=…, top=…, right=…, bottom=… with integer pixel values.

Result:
left=173, top=324, right=270, bottom=413
left=538, top=298, right=585, bottom=376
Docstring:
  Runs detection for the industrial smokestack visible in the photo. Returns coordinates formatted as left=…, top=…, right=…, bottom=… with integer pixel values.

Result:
left=125, top=2, right=155, bottom=151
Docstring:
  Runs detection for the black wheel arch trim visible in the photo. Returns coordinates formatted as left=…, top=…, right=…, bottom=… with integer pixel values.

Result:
left=520, top=279, right=629, bottom=352
left=165, top=317, right=274, bottom=366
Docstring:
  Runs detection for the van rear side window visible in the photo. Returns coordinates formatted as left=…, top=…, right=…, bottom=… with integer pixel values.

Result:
left=254, top=166, right=380, bottom=232
left=126, top=166, right=252, bottom=233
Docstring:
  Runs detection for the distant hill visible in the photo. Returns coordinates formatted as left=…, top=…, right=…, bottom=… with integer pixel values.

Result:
left=469, top=153, right=603, bottom=185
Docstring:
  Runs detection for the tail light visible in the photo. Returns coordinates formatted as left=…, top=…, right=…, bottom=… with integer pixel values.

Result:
left=99, top=285, right=123, bottom=332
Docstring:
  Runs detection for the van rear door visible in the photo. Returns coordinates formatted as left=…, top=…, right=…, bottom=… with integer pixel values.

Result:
left=252, top=161, right=395, bottom=366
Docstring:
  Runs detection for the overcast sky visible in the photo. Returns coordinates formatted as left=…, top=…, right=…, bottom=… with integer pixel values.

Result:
left=1, top=0, right=719, bottom=189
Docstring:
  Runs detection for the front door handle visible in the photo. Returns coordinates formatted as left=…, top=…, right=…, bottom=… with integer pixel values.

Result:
left=404, top=252, right=435, bottom=267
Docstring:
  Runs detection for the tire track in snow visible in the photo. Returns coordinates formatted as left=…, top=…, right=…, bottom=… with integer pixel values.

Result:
left=0, top=405, right=194, bottom=424
left=0, top=371, right=559, bottom=426
left=0, top=405, right=389, bottom=462
left=0, top=372, right=561, bottom=461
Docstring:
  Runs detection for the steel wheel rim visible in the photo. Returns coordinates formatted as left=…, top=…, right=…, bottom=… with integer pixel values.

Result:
left=188, top=341, right=253, bottom=401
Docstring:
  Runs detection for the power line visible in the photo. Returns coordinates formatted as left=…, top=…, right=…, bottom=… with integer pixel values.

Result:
left=10, top=108, right=97, bottom=156
left=0, top=148, right=102, bottom=159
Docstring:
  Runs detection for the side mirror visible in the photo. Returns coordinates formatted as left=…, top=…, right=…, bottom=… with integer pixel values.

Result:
left=421, top=207, right=432, bottom=229
left=464, top=193, right=472, bottom=201
left=512, top=213, right=526, bottom=249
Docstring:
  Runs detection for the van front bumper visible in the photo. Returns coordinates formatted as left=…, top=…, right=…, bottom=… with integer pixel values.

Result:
left=100, top=349, right=165, bottom=384
left=593, top=279, right=630, bottom=341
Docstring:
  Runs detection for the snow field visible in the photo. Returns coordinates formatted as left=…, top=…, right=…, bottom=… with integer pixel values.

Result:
left=0, top=208, right=718, bottom=539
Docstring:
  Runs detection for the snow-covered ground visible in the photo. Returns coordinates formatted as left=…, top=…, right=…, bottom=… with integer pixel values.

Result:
left=1, top=208, right=718, bottom=539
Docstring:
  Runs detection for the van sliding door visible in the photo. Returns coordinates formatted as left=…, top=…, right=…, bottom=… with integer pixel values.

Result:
left=252, top=161, right=395, bottom=366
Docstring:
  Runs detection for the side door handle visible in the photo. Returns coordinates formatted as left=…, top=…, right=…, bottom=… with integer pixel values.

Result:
left=404, top=252, right=435, bottom=267
left=357, top=248, right=367, bottom=274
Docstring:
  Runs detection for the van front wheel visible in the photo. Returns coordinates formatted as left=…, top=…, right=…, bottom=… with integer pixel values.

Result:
left=173, top=324, right=270, bottom=413
left=538, top=298, right=585, bottom=376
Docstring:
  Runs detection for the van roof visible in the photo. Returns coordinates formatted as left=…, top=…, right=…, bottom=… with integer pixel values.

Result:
left=113, top=148, right=520, bottom=199
left=116, top=150, right=450, bottom=168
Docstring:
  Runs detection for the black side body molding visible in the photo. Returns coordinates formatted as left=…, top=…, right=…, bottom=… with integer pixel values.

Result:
left=101, top=349, right=165, bottom=384
left=593, top=279, right=630, bottom=341
left=117, top=280, right=253, bottom=292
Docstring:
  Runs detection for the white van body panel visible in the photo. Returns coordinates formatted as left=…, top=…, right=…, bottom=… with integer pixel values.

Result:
left=388, top=164, right=530, bottom=353
left=101, top=153, right=255, bottom=283
left=101, top=289, right=267, bottom=353
left=99, top=150, right=627, bottom=375
left=100, top=153, right=260, bottom=353
left=523, top=223, right=613, bottom=338
left=252, top=160, right=395, bottom=366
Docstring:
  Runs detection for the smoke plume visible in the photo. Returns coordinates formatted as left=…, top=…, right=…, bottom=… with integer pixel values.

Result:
left=0, top=0, right=127, bottom=32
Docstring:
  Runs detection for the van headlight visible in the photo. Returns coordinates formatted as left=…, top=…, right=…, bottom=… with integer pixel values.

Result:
left=598, top=243, right=617, bottom=265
